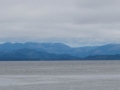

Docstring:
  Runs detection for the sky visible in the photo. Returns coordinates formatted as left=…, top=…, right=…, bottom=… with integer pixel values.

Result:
left=0, top=0, right=120, bottom=47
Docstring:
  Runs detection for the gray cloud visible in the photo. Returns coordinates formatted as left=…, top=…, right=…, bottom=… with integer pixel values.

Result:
left=0, top=0, right=120, bottom=46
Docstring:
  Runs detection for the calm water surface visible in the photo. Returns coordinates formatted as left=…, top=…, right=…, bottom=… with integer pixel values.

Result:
left=0, top=60, right=120, bottom=90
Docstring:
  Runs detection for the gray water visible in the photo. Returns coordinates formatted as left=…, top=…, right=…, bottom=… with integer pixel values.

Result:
left=0, top=60, right=120, bottom=90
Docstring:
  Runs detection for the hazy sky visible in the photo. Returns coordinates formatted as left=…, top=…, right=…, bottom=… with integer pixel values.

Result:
left=0, top=0, right=120, bottom=46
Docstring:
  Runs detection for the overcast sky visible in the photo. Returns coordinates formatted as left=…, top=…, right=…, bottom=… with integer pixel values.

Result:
left=0, top=0, right=120, bottom=47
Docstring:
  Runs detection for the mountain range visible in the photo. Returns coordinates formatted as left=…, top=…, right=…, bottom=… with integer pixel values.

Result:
left=0, top=48, right=80, bottom=60
left=0, top=42, right=120, bottom=60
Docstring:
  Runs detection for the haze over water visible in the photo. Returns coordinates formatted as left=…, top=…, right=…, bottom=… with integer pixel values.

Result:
left=0, top=60, right=120, bottom=90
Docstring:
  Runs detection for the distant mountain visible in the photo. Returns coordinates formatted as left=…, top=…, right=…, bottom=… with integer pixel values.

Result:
left=0, top=42, right=72, bottom=54
left=89, top=44, right=120, bottom=55
left=85, top=54, right=120, bottom=60
left=0, top=42, right=98, bottom=57
left=1, top=42, right=120, bottom=58
left=0, top=48, right=80, bottom=61
left=72, top=46, right=98, bottom=57
left=69, top=44, right=120, bottom=57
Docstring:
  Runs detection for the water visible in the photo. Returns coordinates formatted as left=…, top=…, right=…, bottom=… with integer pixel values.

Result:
left=0, top=60, right=120, bottom=90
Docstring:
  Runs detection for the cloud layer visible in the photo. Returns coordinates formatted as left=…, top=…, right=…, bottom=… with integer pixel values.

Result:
left=0, top=0, right=120, bottom=46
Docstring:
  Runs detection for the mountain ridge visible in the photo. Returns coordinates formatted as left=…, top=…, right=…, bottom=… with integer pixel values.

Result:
left=0, top=42, right=120, bottom=60
left=0, top=48, right=80, bottom=60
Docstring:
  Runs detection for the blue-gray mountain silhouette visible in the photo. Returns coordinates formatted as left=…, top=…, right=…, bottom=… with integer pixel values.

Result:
left=0, top=48, right=80, bottom=60
left=0, top=42, right=120, bottom=60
